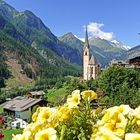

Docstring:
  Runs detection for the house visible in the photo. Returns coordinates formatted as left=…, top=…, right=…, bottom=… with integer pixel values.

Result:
left=28, top=91, right=45, bottom=99
left=110, top=59, right=130, bottom=67
left=0, top=96, right=47, bottom=121
left=129, top=56, right=140, bottom=68
left=110, top=57, right=140, bottom=69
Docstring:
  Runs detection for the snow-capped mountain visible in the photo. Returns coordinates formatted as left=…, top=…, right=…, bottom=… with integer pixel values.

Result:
left=111, top=40, right=130, bottom=51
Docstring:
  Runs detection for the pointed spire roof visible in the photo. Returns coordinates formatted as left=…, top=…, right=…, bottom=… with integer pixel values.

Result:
left=84, top=26, right=90, bottom=48
left=89, top=55, right=97, bottom=65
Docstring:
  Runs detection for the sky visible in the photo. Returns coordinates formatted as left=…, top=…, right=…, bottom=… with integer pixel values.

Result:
left=3, top=0, right=140, bottom=47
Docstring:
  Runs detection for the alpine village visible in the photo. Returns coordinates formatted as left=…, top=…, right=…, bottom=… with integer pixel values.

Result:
left=0, top=0, right=140, bottom=140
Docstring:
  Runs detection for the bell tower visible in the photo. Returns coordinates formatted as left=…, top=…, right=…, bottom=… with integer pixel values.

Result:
left=83, top=27, right=90, bottom=80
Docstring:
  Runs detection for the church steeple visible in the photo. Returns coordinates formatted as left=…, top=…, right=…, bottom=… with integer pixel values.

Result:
left=84, top=26, right=90, bottom=49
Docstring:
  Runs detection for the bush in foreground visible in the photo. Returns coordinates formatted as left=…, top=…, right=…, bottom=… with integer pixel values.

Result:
left=12, top=90, right=140, bottom=140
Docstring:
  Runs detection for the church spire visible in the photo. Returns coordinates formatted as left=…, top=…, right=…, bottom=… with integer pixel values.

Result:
left=84, top=26, right=90, bottom=48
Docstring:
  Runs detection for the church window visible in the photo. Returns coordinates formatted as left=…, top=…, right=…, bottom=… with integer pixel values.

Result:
left=90, top=67, right=93, bottom=74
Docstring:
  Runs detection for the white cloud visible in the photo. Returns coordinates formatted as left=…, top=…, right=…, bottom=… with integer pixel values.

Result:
left=75, top=22, right=114, bottom=42
left=86, top=22, right=113, bottom=41
left=75, top=22, right=130, bottom=49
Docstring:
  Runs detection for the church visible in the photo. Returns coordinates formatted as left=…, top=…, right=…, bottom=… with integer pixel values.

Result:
left=83, top=27, right=101, bottom=80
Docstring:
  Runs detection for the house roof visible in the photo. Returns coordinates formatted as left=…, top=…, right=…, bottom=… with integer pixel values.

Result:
left=129, top=56, right=140, bottom=61
left=89, top=55, right=97, bottom=65
left=111, top=59, right=129, bottom=65
left=29, top=91, right=45, bottom=96
left=0, top=96, right=42, bottom=112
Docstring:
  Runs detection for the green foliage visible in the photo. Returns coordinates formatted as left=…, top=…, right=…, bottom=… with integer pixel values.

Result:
left=46, top=76, right=100, bottom=106
left=98, top=66, right=140, bottom=108
left=56, top=101, right=93, bottom=140
left=0, top=44, right=10, bottom=89
left=98, top=66, right=140, bottom=92
left=2, top=129, right=22, bottom=140
left=0, top=107, right=3, bottom=113
left=47, top=87, right=68, bottom=106
left=32, top=105, right=40, bottom=115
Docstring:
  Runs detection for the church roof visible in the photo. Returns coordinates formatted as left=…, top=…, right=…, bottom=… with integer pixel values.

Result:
left=84, top=26, right=90, bottom=49
left=89, top=55, right=97, bottom=65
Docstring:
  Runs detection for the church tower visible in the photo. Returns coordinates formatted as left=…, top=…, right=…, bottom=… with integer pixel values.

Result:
left=83, top=27, right=101, bottom=80
left=83, top=27, right=90, bottom=80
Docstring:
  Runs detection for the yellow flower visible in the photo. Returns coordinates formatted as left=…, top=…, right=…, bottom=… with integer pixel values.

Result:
left=137, top=120, right=140, bottom=125
left=81, top=90, right=97, bottom=101
left=35, top=107, right=57, bottom=123
left=12, top=131, right=32, bottom=140
left=104, top=122, right=125, bottom=138
left=125, top=133, right=140, bottom=140
left=24, top=122, right=44, bottom=135
left=99, top=106, right=127, bottom=138
left=35, top=128, right=57, bottom=140
left=133, top=106, right=140, bottom=119
left=67, top=90, right=81, bottom=108
left=59, top=105, right=75, bottom=122
left=32, top=107, right=40, bottom=122
left=91, top=127, right=122, bottom=140
left=117, top=105, right=134, bottom=116
left=48, top=105, right=70, bottom=127
left=12, top=134, right=23, bottom=140
left=99, top=107, right=117, bottom=125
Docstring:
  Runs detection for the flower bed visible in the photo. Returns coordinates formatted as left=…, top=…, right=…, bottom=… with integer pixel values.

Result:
left=12, top=90, right=140, bottom=140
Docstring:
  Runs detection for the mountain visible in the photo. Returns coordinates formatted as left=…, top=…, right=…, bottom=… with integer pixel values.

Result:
left=59, top=33, right=127, bottom=67
left=58, top=32, right=83, bottom=64
left=0, top=0, right=128, bottom=69
left=111, top=40, right=130, bottom=51
left=0, top=0, right=81, bottom=89
left=0, top=2, right=82, bottom=65
left=127, top=45, right=140, bottom=59
left=58, top=32, right=83, bottom=53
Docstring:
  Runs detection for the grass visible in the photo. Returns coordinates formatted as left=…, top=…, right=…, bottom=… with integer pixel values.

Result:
left=2, top=129, right=22, bottom=140
left=6, top=78, right=35, bottom=90
left=0, top=107, right=3, bottom=113
left=47, top=86, right=68, bottom=105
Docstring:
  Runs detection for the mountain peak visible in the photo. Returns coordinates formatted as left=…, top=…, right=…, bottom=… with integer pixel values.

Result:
left=60, top=32, right=75, bottom=38
left=111, top=40, right=130, bottom=50
left=23, top=10, right=37, bottom=18
left=59, top=32, right=85, bottom=43
left=59, top=32, right=84, bottom=43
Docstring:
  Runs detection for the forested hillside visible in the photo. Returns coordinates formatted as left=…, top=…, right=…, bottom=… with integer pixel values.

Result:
left=0, top=2, right=81, bottom=90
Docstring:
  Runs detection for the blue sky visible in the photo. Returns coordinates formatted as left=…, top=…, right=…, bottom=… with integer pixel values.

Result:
left=3, top=0, right=140, bottom=47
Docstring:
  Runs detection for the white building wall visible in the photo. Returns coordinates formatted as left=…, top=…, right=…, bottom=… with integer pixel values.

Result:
left=83, top=48, right=89, bottom=80
left=15, top=108, right=31, bottom=121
